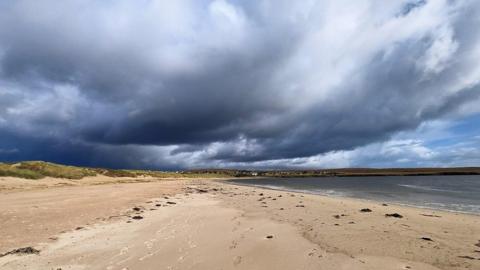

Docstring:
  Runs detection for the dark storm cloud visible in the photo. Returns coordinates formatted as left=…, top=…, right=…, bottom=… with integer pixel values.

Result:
left=200, top=1, right=480, bottom=163
left=1, top=0, right=480, bottom=169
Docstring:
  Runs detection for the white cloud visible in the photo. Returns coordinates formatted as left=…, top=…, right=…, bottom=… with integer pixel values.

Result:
left=1, top=0, right=480, bottom=168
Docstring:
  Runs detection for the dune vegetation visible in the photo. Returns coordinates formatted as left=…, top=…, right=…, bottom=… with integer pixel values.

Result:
left=0, top=161, right=97, bottom=179
left=0, top=161, right=230, bottom=180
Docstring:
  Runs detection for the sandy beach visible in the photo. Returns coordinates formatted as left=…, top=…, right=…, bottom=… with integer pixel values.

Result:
left=1, top=177, right=479, bottom=270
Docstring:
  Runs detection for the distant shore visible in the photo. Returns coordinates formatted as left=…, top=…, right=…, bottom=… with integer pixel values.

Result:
left=227, top=175, right=480, bottom=215
left=1, top=176, right=479, bottom=269
left=2, top=161, right=480, bottom=181
left=189, top=166, right=480, bottom=177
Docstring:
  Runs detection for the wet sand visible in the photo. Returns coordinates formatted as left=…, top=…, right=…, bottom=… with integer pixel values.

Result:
left=1, top=177, right=479, bottom=269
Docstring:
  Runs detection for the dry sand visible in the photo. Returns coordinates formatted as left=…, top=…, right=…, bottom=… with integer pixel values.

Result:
left=0, top=176, right=479, bottom=270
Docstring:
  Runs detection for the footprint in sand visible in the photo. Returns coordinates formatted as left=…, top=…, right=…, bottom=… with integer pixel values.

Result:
left=144, top=239, right=157, bottom=249
left=187, top=240, right=197, bottom=249
left=120, top=247, right=129, bottom=255
left=230, top=240, right=238, bottom=249
left=233, top=256, right=242, bottom=266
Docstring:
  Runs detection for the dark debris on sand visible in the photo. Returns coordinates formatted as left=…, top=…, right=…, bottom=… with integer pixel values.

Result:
left=132, top=215, right=144, bottom=220
left=360, top=208, right=372, bottom=213
left=458, top=255, right=478, bottom=260
left=420, top=237, right=433, bottom=241
left=385, top=213, right=403, bottom=218
left=0, top=247, right=40, bottom=257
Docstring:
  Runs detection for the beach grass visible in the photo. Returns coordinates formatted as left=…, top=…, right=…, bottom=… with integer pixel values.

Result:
left=0, top=161, right=97, bottom=179
left=0, top=161, right=231, bottom=180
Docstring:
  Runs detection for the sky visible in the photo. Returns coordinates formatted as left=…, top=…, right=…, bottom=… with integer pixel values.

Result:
left=1, top=0, right=480, bottom=170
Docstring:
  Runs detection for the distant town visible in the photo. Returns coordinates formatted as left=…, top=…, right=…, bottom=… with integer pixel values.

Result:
left=185, top=167, right=480, bottom=177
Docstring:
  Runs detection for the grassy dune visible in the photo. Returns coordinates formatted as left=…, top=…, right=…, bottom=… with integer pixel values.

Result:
left=0, top=161, right=230, bottom=180
left=0, top=162, right=96, bottom=179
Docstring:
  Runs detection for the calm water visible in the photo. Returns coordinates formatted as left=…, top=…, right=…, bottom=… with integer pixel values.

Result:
left=230, top=175, right=480, bottom=214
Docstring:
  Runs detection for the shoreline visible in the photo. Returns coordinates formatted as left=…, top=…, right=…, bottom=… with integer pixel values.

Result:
left=224, top=180, right=480, bottom=217
left=214, top=180, right=480, bottom=269
left=1, top=177, right=479, bottom=269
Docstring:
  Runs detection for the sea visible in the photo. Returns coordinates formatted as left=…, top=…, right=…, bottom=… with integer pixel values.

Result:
left=229, top=175, right=480, bottom=215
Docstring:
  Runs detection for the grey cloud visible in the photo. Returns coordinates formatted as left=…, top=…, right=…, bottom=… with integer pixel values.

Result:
left=1, top=0, right=480, bottom=169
